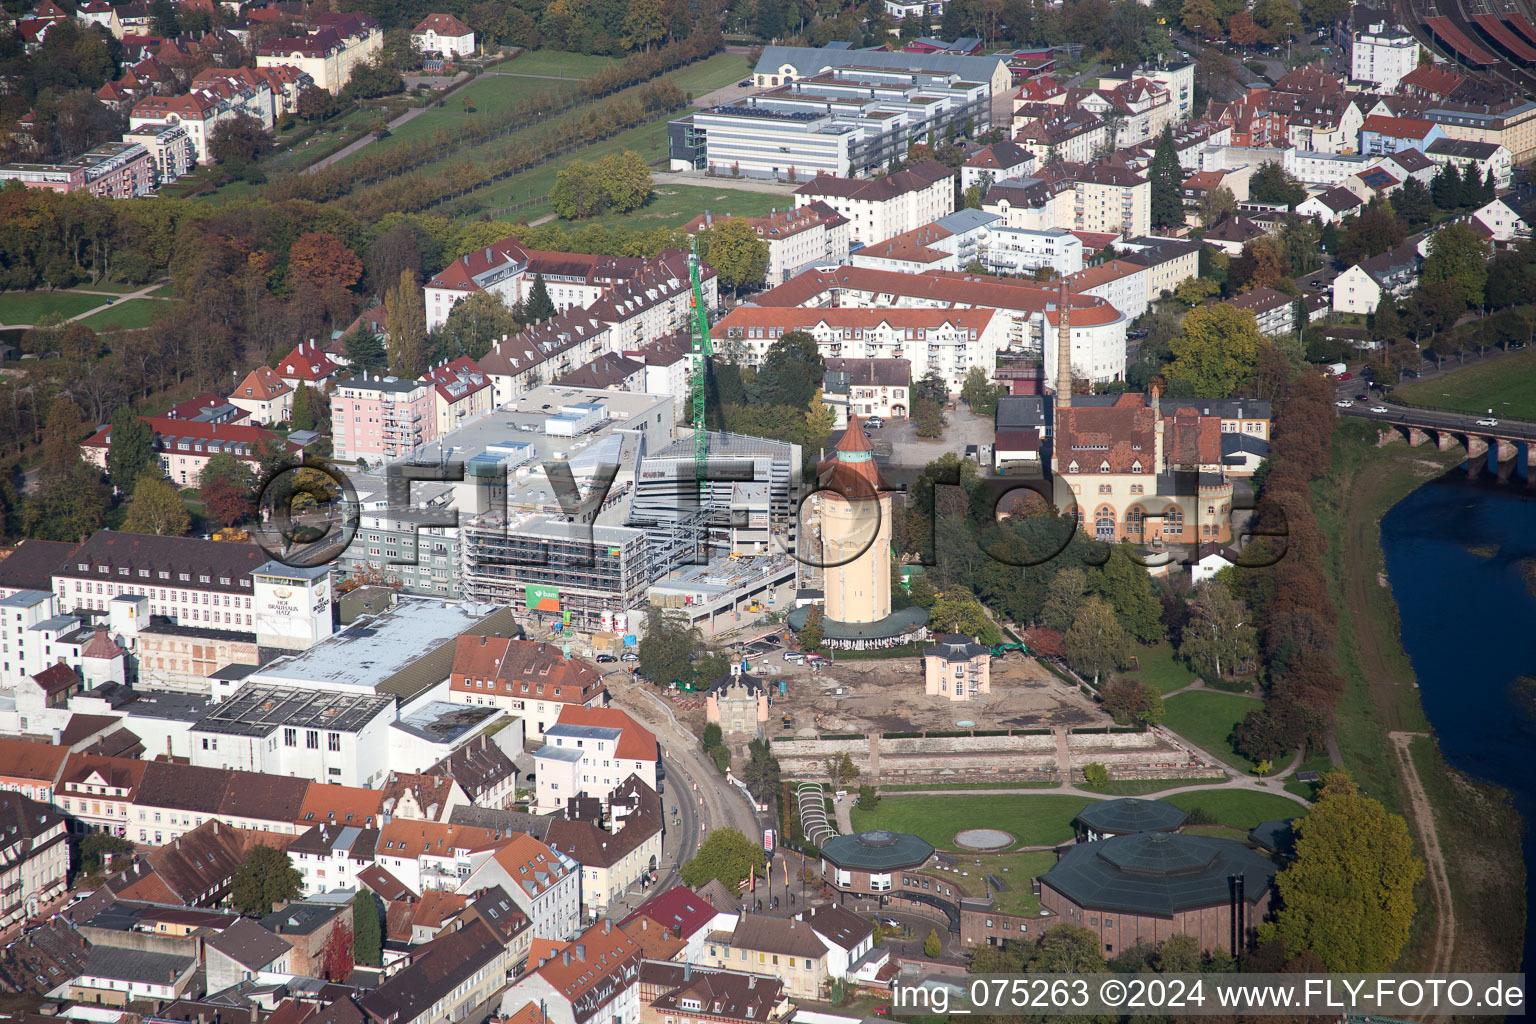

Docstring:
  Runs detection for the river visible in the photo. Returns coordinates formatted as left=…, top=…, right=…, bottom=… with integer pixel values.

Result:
left=1380, top=460, right=1536, bottom=977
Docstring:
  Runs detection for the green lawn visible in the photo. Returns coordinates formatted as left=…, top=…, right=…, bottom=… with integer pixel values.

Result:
left=368, top=74, right=582, bottom=154
left=1089, top=776, right=1226, bottom=795
left=1393, top=347, right=1536, bottom=421
left=1161, top=690, right=1264, bottom=772
left=880, top=780, right=1061, bottom=792
left=74, top=282, right=144, bottom=295
left=500, top=49, right=618, bottom=77
left=926, top=850, right=1058, bottom=915
left=586, top=184, right=785, bottom=230
left=77, top=299, right=166, bottom=330
left=847, top=793, right=1090, bottom=849
left=1124, top=640, right=1197, bottom=694
left=667, top=52, right=754, bottom=96
left=0, top=291, right=106, bottom=326
left=1164, top=789, right=1308, bottom=830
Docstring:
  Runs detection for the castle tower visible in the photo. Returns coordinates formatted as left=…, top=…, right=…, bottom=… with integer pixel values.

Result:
left=820, top=416, right=891, bottom=625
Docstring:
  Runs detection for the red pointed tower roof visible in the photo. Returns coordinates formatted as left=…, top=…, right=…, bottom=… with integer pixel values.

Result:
left=817, top=415, right=884, bottom=499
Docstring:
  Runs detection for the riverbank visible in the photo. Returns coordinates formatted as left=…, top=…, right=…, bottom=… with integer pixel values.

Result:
left=1315, top=420, right=1527, bottom=976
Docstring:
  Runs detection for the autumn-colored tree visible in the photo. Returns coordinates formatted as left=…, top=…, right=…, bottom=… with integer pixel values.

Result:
left=1231, top=236, right=1289, bottom=291
left=1228, top=10, right=1261, bottom=44
left=41, top=397, right=88, bottom=475
left=288, top=232, right=364, bottom=293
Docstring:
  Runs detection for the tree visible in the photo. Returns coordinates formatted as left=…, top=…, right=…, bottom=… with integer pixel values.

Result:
left=1173, top=276, right=1219, bottom=307
left=1227, top=9, right=1260, bottom=45
left=525, top=273, right=556, bottom=323
left=151, top=0, right=179, bottom=37
left=854, top=784, right=879, bottom=811
left=78, top=833, right=132, bottom=874
left=105, top=408, right=156, bottom=495
left=1421, top=222, right=1492, bottom=309
left=208, top=114, right=272, bottom=172
left=1393, top=175, right=1434, bottom=228
left=913, top=368, right=948, bottom=405
left=230, top=845, right=302, bottom=916
left=1148, top=130, right=1179, bottom=230
left=756, top=0, right=785, bottom=39
left=680, top=827, right=766, bottom=888
left=596, top=150, right=652, bottom=213
left=741, top=738, right=781, bottom=802
left=343, top=326, right=389, bottom=373
left=289, top=232, right=364, bottom=293
left=704, top=218, right=770, bottom=293
left=41, top=397, right=88, bottom=473
left=959, top=366, right=1004, bottom=416
left=1431, top=162, right=1468, bottom=210
left=1064, top=596, right=1130, bottom=684
left=928, top=593, right=1002, bottom=646
left=1040, top=567, right=1087, bottom=631
left=638, top=607, right=707, bottom=687
left=1230, top=236, right=1288, bottom=291
left=702, top=722, right=723, bottom=750
left=924, top=928, right=942, bottom=958
left=1337, top=203, right=1407, bottom=268
left=1279, top=215, right=1322, bottom=277
left=1249, top=161, right=1307, bottom=209
left=798, top=604, right=824, bottom=652
left=913, top=399, right=944, bottom=438
left=755, top=331, right=824, bottom=409
left=825, top=752, right=859, bottom=785
left=1100, top=677, right=1165, bottom=724
left=383, top=270, right=426, bottom=378
left=1090, top=544, right=1165, bottom=643
left=1082, top=762, right=1109, bottom=788
left=1029, top=924, right=1107, bottom=972
left=22, top=462, right=109, bottom=542
left=1270, top=771, right=1423, bottom=971
left=1165, top=304, right=1265, bottom=397
left=1149, top=126, right=1184, bottom=229
left=322, top=919, right=355, bottom=980
left=352, top=890, right=382, bottom=967
left=1198, top=185, right=1236, bottom=227
left=296, top=85, right=338, bottom=122
left=122, top=472, right=190, bottom=536
left=441, top=289, right=522, bottom=360
left=1179, top=579, right=1256, bottom=679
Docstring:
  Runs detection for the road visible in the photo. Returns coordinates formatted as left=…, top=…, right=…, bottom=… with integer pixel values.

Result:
left=1338, top=396, right=1536, bottom=440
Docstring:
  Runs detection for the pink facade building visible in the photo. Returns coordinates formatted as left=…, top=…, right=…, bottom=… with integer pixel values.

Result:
left=0, top=142, right=154, bottom=198
left=329, top=374, right=439, bottom=463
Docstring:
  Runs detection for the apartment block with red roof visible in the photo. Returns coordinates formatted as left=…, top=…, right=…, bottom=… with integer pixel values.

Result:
left=532, top=706, right=657, bottom=813
left=57, top=753, right=148, bottom=838
left=460, top=832, right=580, bottom=939
left=79, top=415, right=296, bottom=486
left=275, top=339, right=340, bottom=390
left=449, top=636, right=609, bottom=741
left=681, top=202, right=850, bottom=287
left=375, top=818, right=503, bottom=895
left=501, top=918, right=642, bottom=1024
left=423, top=356, right=493, bottom=437
left=711, top=305, right=1009, bottom=396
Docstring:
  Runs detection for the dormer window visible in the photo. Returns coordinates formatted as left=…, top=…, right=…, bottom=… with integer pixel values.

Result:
left=1100, top=462, right=1110, bottom=473
left=1068, top=461, right=1079, bottom=473
left=1132, top=462, right=1143, bottom=473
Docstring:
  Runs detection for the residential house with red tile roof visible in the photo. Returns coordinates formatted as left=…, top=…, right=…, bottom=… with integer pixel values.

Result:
left=458, top=833, right=579, bottom=939
left=374, top=819, right=501, bottom=895
left=378, top=772, right=468, bottom=823
left=80, top=415, right=294, bottom=486
left=275, top=339, right=340, bottom=390
left=620, top=884, right=735, bottom=964
left=228, top=365, right=294, bottom=425
left=57, top=753, right=149, bottom=839
left=411, top=13, right=473, bottom=57
left=423, top=356, right=493, bottom=437
left=681, top=203, right=850, bottom=287
left=449, top=636, right=608, bottom=741
left=0, top=738, right=70, bottom=803
left=501, top=918, right=642, bottom=1024
left=533, top=707, right=658, bottom=813
left=255, top=12, right=381, bottom=94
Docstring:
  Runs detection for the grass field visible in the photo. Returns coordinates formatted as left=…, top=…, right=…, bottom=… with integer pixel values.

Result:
left=1163, top=789, right=1308, bottom=830
left=78, top=299, right=166, bottom=330
left=586, top=184, right=786, bottom=230
left=848, top=793, right=1090, bottom=849
left=666, top=52, right=754, bottom=95
left=370, top=74, right=583, bottom=153
left=0, top=291, right=107, bottom=326
left=927, top=850, right=1057, bottom=915
left=499, top=50, right=618, bottom=77
left=1124, top=641, right=1197, bottom=694
left=1089, top=776, right=1226, bottom=795
left=879, top=780, right=1061, bottom=792
left=1393, top=348, right=1536, bottom=420
left=1161, top=690, right=1264, bottom=772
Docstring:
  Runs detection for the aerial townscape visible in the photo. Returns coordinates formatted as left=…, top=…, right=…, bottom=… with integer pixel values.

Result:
left=0, top=0, right=1531, bottom=1017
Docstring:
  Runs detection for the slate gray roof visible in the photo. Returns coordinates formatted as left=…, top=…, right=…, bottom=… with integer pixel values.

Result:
left=820, top=830, right=934, bottom=871
left=755, top=44, right=1005, bottom=85
left=1075, top=798, right=1188, bottom=835
left=207, top=918, right=291, bottom=970
left=924, top=634, right=990, bottom=662
left=1041, top=832, right=1277, bottom=915
left=79, top=946, right=194, bottom=984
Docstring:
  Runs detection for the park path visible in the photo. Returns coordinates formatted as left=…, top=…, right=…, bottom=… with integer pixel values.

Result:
left=305, top=103, right=433, bottom=174
left=1390, top=731, right=1456, bottom=973
left=0, top=281, right=171, bottom=330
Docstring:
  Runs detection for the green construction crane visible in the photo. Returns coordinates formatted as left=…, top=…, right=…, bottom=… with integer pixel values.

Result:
left=688, top=238, right=713, bottom=501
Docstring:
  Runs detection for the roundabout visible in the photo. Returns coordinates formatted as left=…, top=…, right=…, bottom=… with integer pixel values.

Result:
left=953, top=828, right=1013, bottom=851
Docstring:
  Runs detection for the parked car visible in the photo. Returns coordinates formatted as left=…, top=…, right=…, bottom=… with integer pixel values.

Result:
left=596, top=653, right=617, bottom=663
left=1336, top=400, right=1353, bottom=407
left=620, top=652, right=639, bottom=662
left=1476, top=418, right=1500, bottom=426
left=783, top=651, right=806, bottom=663
left=1355, top=393, right=1368, bottom=401
left=765, top=634, right=781, bottom=644
left=1308, top=278, right=1327, bottom=289
left=865, top=416, right=884, bottom=428
left=877, top=916, right=902, bottom=927
left=1337, top=372, right=1353, bottom=380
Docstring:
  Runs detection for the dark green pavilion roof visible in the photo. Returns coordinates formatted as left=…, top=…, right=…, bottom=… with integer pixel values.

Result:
left=820, top=830, right=935, bottom=871
left=1248, top=818, right=1299, bottom=856
left=1041, top=832, right=1276, bottom=916
left=1075, top=798, right=1188, bottom=835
